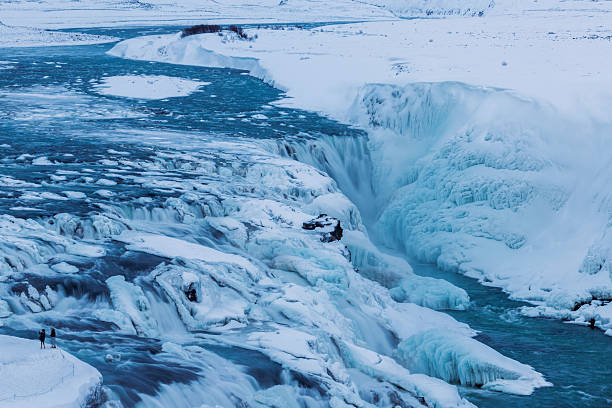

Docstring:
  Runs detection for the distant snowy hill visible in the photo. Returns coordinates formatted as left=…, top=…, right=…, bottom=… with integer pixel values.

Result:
left=361, top=0, right=495, bottom=16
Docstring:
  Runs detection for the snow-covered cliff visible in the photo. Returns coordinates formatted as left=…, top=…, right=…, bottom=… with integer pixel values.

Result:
left=0, top=335, right=102, bottom=407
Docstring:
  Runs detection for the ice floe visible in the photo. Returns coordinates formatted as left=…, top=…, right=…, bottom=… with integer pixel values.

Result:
left=94, top=75, right=209, bottom=100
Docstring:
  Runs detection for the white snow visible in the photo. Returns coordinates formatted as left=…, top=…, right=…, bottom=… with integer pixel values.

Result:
left=115, top=231, right=259, bottom=276
left=108, top=4, right=612, bottom=122
left=0, top=335, right=101, bottom=407
left=50, top=262, right=78, bottom=274
left=94, top=75, right=208, bottom=100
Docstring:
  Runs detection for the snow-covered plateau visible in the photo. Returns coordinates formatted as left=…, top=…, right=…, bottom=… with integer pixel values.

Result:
left=0, top=335, right=102, bottom=407
left=1, top=0, right=611, bottom=407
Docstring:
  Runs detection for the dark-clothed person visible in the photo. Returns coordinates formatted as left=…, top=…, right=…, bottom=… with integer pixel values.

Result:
left=39, top=329, right=46, bottom=349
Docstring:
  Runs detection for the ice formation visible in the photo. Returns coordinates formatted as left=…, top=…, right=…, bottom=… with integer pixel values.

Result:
left=0, top=129, right=514, bottom=406
left=396, top=329, right=551, bottom=395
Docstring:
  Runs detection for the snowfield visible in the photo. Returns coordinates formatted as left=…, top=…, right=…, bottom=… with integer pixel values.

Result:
left=109, top=0, right=612, bottom=334
left=0, top=335, right=101, bottom=407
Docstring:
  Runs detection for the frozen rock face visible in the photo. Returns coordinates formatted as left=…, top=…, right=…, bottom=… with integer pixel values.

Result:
left=350, top=81, right=612, bottom=332
left=302, top=214, right=343, bottom=242
left=152, top=261, right=251, bottom=330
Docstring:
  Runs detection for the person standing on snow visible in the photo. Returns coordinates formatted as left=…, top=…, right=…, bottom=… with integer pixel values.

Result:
left=39, top=328, right=46, bottom=349
left=50, top=328, right=57, bottom=348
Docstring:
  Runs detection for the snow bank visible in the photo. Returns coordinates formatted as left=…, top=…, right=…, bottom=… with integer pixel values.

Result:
left=396, top=329, right=551, bottom=395
left=0, top=23, right=117, bottom=47
left=0, top=335, right=101, bottom=407
left=94, top=75, right=208, bottom=100
left=108, top=6, right=612, bottom=121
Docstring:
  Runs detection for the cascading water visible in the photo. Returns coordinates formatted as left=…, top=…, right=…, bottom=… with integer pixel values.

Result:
left=0, top=24, right=610, bottom=408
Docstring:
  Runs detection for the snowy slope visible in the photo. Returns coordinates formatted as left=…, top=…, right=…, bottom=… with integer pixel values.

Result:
left=0, top=335, right=101, bottom=407
left=108, top=1, right=612, bottom=333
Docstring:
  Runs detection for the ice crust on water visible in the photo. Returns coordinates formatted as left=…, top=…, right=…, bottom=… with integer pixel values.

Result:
left=396, top=329, right=551, bottom=395
left=0, top=214, right=104, bottom=276
left=94, top=75, right=208, bottom=100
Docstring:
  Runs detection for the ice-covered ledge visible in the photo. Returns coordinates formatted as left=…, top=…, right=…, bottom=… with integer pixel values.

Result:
left=0, top=335, right=102, bottom=408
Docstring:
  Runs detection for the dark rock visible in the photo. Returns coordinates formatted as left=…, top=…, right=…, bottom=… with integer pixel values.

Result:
left=302, top=214, right=343, bottom=243
left=184, top=283, right=198, bottom=302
